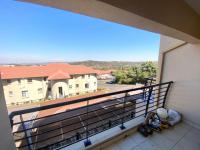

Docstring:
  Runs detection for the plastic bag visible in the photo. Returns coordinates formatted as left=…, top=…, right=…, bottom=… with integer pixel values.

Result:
left=168, top=109, right=181, bottom=126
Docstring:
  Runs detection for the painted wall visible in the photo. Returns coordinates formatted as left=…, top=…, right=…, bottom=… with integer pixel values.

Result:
left=51, top=80, right=69, bottom=99
left=159, top=35, right=200, bottom=128
left=0, top=79, right=16, bottom=149
left=2, top=77, right=48, bottom=105
left=68, top=74, right=97, bottom=96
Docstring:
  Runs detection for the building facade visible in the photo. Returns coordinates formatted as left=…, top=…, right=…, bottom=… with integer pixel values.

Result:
left=0, top=63, right=98, bottom=105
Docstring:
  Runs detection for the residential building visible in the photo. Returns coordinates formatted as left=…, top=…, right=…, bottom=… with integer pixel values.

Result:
left=0, top=63, right=98, bottom=105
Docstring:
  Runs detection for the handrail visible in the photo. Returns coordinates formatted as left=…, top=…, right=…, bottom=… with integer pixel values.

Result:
left=10, top=81, right=173, bottom=150
left=9, top=81, right=173, bottom=122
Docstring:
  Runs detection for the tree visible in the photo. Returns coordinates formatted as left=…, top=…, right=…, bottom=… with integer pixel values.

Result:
left=113, top=61, right=157, bottom=84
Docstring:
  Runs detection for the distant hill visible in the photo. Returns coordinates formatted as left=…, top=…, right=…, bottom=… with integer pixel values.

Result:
left=0, top=60, right=157, bottom=70
left=69, top=60, right=157, bottom=70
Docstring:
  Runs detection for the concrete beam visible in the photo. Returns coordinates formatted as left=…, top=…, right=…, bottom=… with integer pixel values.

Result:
left=20, top=0, right=200, bottom=43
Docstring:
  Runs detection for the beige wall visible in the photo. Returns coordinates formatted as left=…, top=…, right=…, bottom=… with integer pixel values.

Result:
left=50, top=74, right=97, bottom=99
left=0, top=79, right=16, bottom=150
left=2, top=74, right=97, bottom=105
left=68, top=74, right=97, bottom=96
left=2, top=77, right=48, bottom=105
left=159, top=35, right=200, bottom=128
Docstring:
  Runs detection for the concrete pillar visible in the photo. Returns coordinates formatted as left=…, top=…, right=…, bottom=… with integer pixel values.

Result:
left=0, top=78, right=16, bottom=150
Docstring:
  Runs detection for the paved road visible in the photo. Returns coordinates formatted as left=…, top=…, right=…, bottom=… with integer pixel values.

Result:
left=98, top=79, right=143, bottom=93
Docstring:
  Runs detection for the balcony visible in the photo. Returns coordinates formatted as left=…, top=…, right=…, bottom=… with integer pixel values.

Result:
left=9, top=81, right=173, bottom=150
left=1, top=1, right=200, bottom=150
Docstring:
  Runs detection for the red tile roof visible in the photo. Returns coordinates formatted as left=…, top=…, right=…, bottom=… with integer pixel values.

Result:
left=0, top=63, right=97, bottom=79
left=94, top=69, right=113, bottom=75
left=47, top=70, right=70, bottom=80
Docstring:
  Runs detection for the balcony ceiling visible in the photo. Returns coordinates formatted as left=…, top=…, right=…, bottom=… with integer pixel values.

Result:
left=20, top=0, right=200, bottom=43
left=184, top=0, right=200, bottom=16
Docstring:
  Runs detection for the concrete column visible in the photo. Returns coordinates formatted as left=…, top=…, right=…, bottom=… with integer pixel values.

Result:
left=0, top=79, right=16, bottom=150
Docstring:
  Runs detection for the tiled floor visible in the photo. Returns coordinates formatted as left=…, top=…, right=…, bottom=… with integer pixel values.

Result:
left=104, top=122, right=200, bottom=150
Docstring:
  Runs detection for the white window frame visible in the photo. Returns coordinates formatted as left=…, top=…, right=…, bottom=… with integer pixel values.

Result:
left=85, top=83, right=89, bottom=89
left=9, top=91, right=13, bottom=97
left=27, top=78, right=32, bottom=83
left=22, top=90, right=29, bottom=98
left=6, top=79, right=11, bottom=84
left=38, top=88, right=43, bottom=94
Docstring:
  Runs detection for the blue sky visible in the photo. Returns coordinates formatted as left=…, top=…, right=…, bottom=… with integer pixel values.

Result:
left=0, top=0, right=160, bottom=64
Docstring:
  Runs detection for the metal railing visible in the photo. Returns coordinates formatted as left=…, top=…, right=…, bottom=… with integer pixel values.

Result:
left=9, top=81, right=173, bottom=150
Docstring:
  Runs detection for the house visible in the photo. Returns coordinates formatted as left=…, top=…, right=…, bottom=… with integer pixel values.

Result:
left=0, top=63, right=98, bottom=105
left=95, top=70, right=115, bottom=80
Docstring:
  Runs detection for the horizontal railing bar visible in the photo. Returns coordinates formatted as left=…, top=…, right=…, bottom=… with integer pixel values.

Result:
left=13, top=98, right=137, bottom=134
left=14, top=96, right=165, bottom=139
left=14, top=101, right=138, bottom=140
left=9, top=81, right=173, bottom=121
left=16, top=104, right=145, bottom=145
left=144, top=89, right=167, bottom=96
left=145, top=86, right=168, bottom=92
left=18, top=110, right=146, bottom=149
left=13, top=92, right=144, bottom=126
left=14, top=95, right=164, bottom=136
left=13, top=90, right=163, bottom=128
left=41, top=113, right=146, bottom=150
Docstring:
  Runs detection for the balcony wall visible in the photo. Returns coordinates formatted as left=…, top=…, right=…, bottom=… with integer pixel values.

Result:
left=0, top=79, right=16, bottom=149
left=158, top=35, right=200, bottom=128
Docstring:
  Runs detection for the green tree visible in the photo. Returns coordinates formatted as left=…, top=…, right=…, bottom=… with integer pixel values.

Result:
left=113, top=61, right=157, bottom=84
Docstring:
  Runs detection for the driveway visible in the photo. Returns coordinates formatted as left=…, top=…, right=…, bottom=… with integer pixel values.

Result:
left=98, top=79, right=143, bottom=93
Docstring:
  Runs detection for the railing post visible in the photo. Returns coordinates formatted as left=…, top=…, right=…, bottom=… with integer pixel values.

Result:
left=143, top=80, right=148, bottom=100
left=84, top=99, right=91, bottom=147
left=145, top=87, right=153, bottom=117
left=162, top=82, right=172, bottom=108
left=120, top=92, right=128, bottom=130
left=20, top=115, right=33, bottom=150
left=108, top=120, right=111, bottom=128
left=76, top=132, right=80, bottom=141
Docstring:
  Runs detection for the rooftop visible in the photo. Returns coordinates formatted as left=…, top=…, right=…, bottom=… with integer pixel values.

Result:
left=0, top=63, right=97, bottom=80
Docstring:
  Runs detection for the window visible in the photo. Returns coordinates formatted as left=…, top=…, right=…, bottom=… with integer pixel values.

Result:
left=69, top=85, right=72, bottom=89
left=18, top=79, right=21, bottom=84
left=38, top=88, right=42, bottom=94
left=6, top=79, right=11, bottom=84
left=76, top=84, right=79, bottom=88
left=88, top=75, right=90, bottom=78
left=94, top=82, right=96, bottom=86
left=22, top=90, right=28, bottom=98
left=9, top=91, right=13, bottom=97
left=27, top=78, right=32, bottom=83
left=69, top=94, right=72, bottom=96
left=85, top=83, right=89, bottom=88
left=44, top=77, right=47, bottom=81
left=58, top=87, right=63, bottom=95
left=76, top=92, right=79, bottom=95
left=48, top=87, right=51, bottom=92
left=82, top=75, right=85, bottom=79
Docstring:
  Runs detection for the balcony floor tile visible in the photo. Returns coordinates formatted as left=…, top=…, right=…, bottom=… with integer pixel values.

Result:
left=105, top=122, right=200, bottom=150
